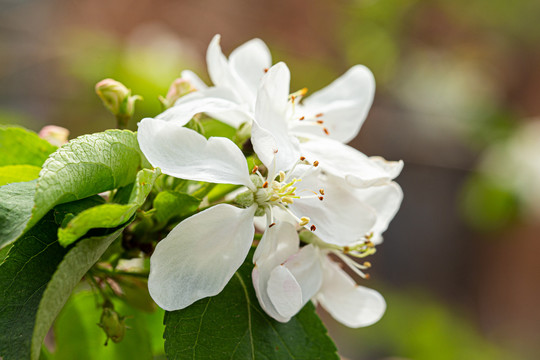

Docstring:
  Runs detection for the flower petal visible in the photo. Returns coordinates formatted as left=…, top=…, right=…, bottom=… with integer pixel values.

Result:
left=206, top=34, right=231, bottom=89
left=180, top=69, right=208, bottom=91
left=148, top=204, right=257, bottom=310
left=316, top=256, right=386, bottom=328
left=138, top=118, right=254, bottom=189
left=229, top=38, right=272, bottom=97
left=252, top=62, right=300, bottom=170
left=281, top=244, right=323, bottom=307
left=156, top=94, right=245, bottom=126
left=354, top=182, right=403, bottom=244
left=267, top=266, right=303, bottom=318
left=291, top=65, right=375, bottom=143
left=168, top=87, right=252, bottom=128
left=288, top=170, right=377, bottom=245
left=252, top=222, right=300, bottom=322
left=300, top=137, right=401, bottom=187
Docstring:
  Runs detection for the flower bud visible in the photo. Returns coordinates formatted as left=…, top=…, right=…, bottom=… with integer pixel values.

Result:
left=38, top=125, right=69, bottom=147
left=98, top=306, right=126, bottom=345
left=95, top=79, right=142, bottom=128
left=159, top=78, right=196, bottom=109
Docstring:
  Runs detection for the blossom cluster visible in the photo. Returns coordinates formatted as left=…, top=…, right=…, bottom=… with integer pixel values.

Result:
left=137, top=35, right=403, bottom=327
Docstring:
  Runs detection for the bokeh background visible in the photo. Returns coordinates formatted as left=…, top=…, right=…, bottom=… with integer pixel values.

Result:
left=2, top=0, right=540, bottom=359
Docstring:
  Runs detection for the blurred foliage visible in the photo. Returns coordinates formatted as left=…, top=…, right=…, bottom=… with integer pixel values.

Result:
left=460, top=173, right=519, bottom=232
left=44, top=290, right=165, bottom=359
left=331, top=288, right=519, bottom=360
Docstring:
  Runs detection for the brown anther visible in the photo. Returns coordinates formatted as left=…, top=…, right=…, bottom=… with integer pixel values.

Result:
left=299, top=116, right=305, bottom=120
left=300, top=156, right=306, bottom=161
left=310, top=225, right=316, bottom=231
left=313, top=160, right=319, bottom=167
left=318, top=196, right=324, bottom=201
left=273, top=149, right=279, bottom=154
left=364, top=273, right=371, bottom=280
left=251, top=165, right=259, bottom=174
left=291, top=95, right=296, bottom=102
left=316, top=113, right=324, bottom=117
left=323, top=128, right=330, bottom=135
left=262, top=181, right=268, bottom=188
left=264, top=68, right=269, bottom=73
left=319, top=189, right=325, bottom=195
left=316, top=120, right=324, bottom=124
left=269, top=222, right=276, bottom=228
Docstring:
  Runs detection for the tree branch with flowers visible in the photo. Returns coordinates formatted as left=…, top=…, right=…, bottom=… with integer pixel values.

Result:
left=0, top=34, right=402, bottom=359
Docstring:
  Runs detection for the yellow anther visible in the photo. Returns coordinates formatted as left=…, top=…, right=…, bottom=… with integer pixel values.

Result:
left=363, top=261, right=372, bottom=268
left=279, top=171, right=286, bottom=182
left=299, top=217, right=310, bottom=226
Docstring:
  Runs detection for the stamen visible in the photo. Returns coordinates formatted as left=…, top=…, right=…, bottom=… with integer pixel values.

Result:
left=279, top=171, right=286, bottom=182
left=252, top=165, right=259, bottom=174
left=269, top=222, right=276, bottom=228
left=316, top=120, right=324, bottom=124
left=313, top=161, right=319, bottom=167
left=262, top=181, right=268, bottom=188
left=299, top=116, right=305, bottom=121
left=319, top=189, right=325, bottom=195
left=323, top=128, right=330, bottom=135
left=300, top=156, right=306, bottom=161
left=316, top=113, right=324, bottom=117
left=299, top=217, right=310, bottom=226
left=310, top=225, right=316, bottom=231
left=264, top=68, right=269, bottom=73
left=318, top=196, right=324, bottom=201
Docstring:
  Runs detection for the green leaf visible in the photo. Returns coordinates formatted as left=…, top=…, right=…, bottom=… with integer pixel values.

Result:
left=0, top=199, right=130, bottom=360
left=51, top=291, right=165, bottom=360
left=57, top=169, right=159, bottom=246
left=28, top=130, right=143, bottom=230
left=163, top=250, right=339, bottom=360
left=0, top=180, right=37, bottom=249
left=153, top=190, right=201, bottom=224
left=31, top=227, right=126, bottom=360
left=0, top=165, right=42, bottom=186
left=0, top=126, right=57, bottom=167
left=0, top=213, right=68, bottom=360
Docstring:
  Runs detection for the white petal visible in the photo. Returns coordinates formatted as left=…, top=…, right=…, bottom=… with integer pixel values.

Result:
left=157, top=95, right=243, bottom=125
left=292, top=65, right=375, bottom=143
left=180, top=69, right=208, bottom=90
left=206, top=34, right=231, bottom=88
left=170, top=87, right=252, bottom=128
left=288, top=170, right=377, bottom=245
left=138, top=118, right=254, bottom=189
left=354, top=182, right=403, bottom=241
left=369, top=156, right=404, bottom=179
left=282, top=244, right=323, bottom=306
left=148, top=204, right=257, bottom=310
left=253, top=221, right=299, bottom=268
left=229, top=38, right=272, bottom=96
left=252, top=63, right=300, bottom=170
left=252, top=222, right=299, bottom=322
left=300, top=137, right=399, bottom=187
left=267, top=266, right=303, bottom=318
left=316, top=256, right=386, bottom=328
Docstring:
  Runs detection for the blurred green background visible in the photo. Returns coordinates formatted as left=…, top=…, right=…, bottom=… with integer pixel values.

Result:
left=2, top=0, right=540, bottom=359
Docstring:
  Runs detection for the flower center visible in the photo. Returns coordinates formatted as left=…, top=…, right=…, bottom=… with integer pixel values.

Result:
left=250, top=157, right=323, bottom=229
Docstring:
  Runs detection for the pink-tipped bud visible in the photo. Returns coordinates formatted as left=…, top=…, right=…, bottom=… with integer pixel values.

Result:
left=95, top=79, right=141, bottom=128
left=159, top=78, right=196, bottom=109
left=38, top=125, right=69, bottom=147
